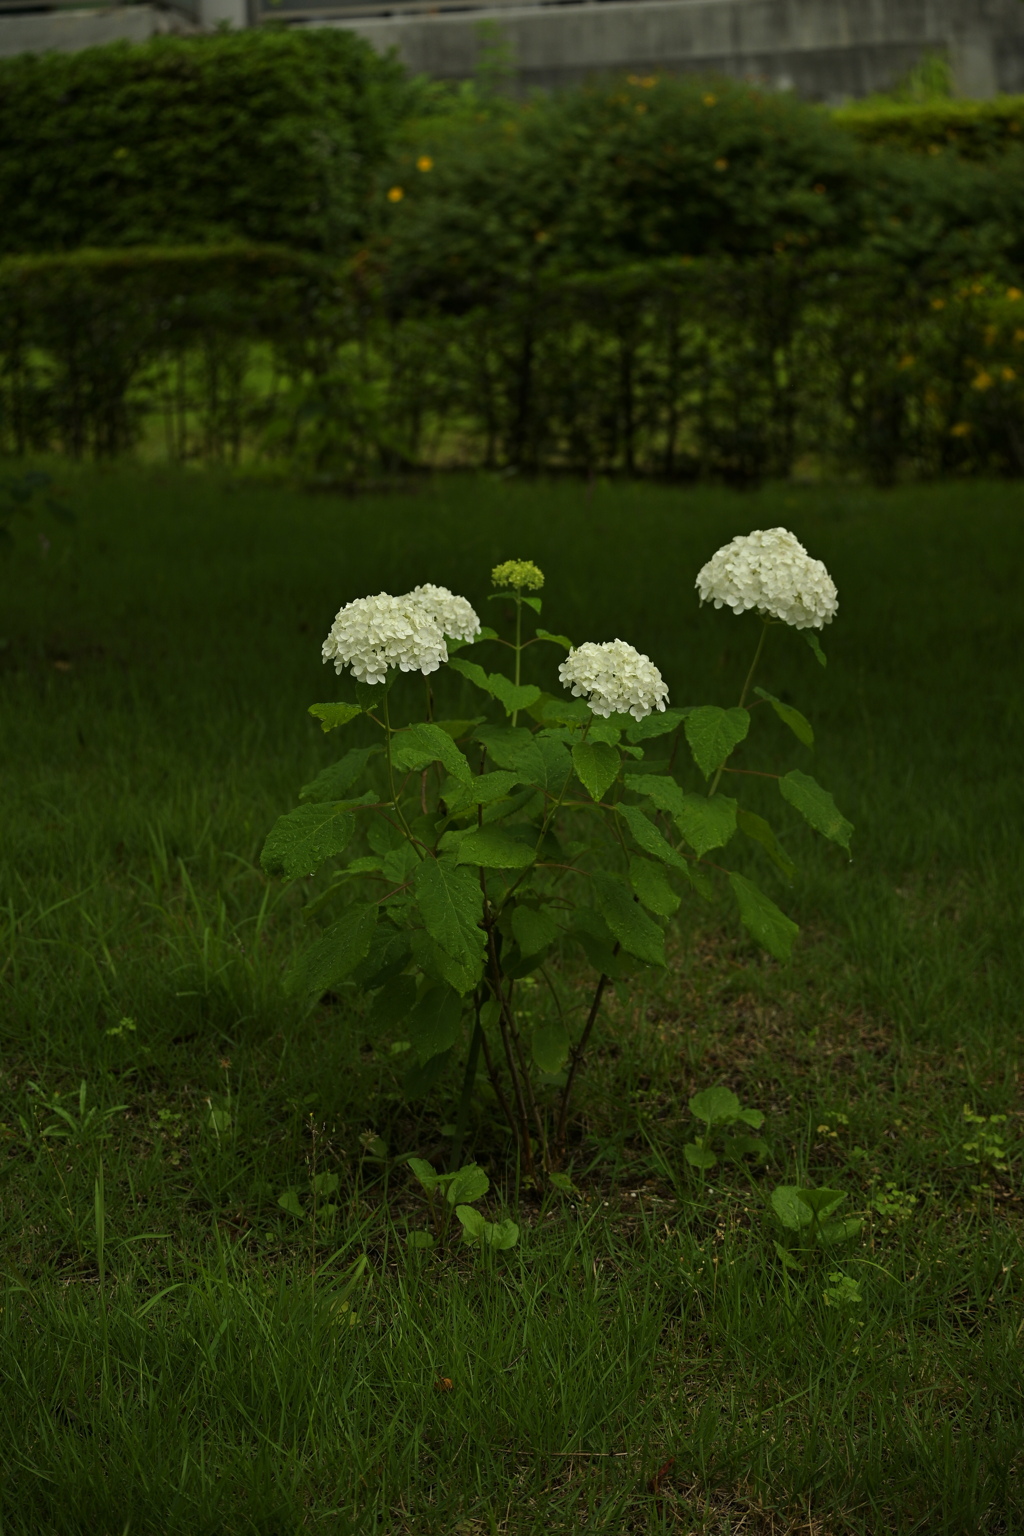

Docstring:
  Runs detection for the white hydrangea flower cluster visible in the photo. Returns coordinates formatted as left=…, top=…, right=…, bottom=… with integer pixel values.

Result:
left=321, top=583, right=482, bottom=685
left=695, top=528, right=838, bottom=630
left=406, top=583, right=481, bottom=644
left=558, top=639, right=669, bottom=722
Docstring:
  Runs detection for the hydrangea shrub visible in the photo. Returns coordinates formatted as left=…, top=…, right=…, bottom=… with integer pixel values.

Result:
left=261, top=533, right=851, bottom=1176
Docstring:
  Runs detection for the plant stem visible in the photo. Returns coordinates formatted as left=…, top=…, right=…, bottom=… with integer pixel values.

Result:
left=382, top=690, right=417, bottom=847
left=485, top=921, right=534, bottom=1177
left=450, top=1003, right=484, bottom=1170
left=555, top=947, right=619, bottom=1155
left=511, top=595, right=523, bottom=727
left=708, top=619, right=769, bottom=799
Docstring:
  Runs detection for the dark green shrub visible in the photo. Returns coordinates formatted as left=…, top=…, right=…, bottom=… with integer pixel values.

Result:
left=0, top=31, right=409, bottom=258
left=835, top=96, right=1024, bottom=161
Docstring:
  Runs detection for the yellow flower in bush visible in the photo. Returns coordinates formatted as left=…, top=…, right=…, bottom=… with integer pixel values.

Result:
left=950, top=422, right=972, bottom=437
left=387, top=186, right=404, bottom=203
left=417, top=156, right=433, bottom=172
left=972, top=371, right=994, bottom=391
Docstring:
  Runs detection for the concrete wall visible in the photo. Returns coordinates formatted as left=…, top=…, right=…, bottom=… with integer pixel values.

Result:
left=0, top=4, right=196, bottom=60
left=305, top=0, right=1024, bottom=103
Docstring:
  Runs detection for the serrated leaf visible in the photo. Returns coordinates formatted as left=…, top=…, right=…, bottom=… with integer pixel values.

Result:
left=261, top=797, right=375, bottom=879
left=674, top=794, right=738, bottom=859
left=300, top=746, right=382, bottom=803
left=447, top=656, right=492, bottom=693
left=684, top=706, right=750, bottom=779
left=508, top=734, right=572, bottom=795
left=414, top=857, right=485, bottom=969
left=366, top=974, right=417, bottom=1034
left=689, top=1086, right=740, bottom=1125
left=351, top=924, right=411, bottom=988
left=410, top=930, right=480, bottom=994
left=446, top=1163, right=489, bottom=1205
left=737, top=808, right=797, bottom=880
left=571, top=740, right=619, bottom=803
left=593, top=874, right=666, bottom=967
left=625, top=707, right=692, bottom=743
left=728, top=873, right=798, bottom=961
left=394, top=723, right=473, bottom=784
left=617, top=803, right=690, bottom=872
left=511, top=906, right=559, bottom=956
left=629, top=856, right=680, bottom=917
left=779, top=771, right=853, bottom=853
left=442, top=770, right=519, bottom=814
left=683, top=1144, right=718, bottom=1170
left=456, top=829, right=536, bottom=869
left=488, top=674, right=542, bottom=717
left=569, top=908, right=633, bottom=979
left=531, top=1021, right=570, bottom=1074
left=287, top=903, right=378, bottom=998
left=804, top=633, right=827, bottom=667
left=475, top=725, right=534, bottom=768
left=626, top=773, right=688, bottom=817
left=754, top=687, right=814, bottom=747
left=308, top=702, right=363, bottom=734
left=535, top=628, right=572, bottom=649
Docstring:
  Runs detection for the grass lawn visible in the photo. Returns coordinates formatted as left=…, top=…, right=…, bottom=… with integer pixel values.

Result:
left=2, top=464, right=1023, bottom=1535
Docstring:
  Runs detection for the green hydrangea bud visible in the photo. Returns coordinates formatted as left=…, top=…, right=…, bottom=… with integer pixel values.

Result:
left=491, top=559, right=545, bottom=593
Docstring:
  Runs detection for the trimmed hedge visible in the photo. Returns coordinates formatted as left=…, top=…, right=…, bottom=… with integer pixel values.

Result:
left=5, top=244, right=1024, bottom=485
left=835, top=97, right=1024, bottom=160
left=0, top=31, right=408, bottom=258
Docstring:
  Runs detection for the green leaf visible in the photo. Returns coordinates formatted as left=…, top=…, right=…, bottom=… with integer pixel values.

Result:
left=278, top=1189, right=305, bottom=1219
left=394, top=723, right=473, bottom=784
left=488, top=674, right=542, bottom=717
left=723, top=1135, right=769, bottom=1162
left=366, top=974, right=417, bottom=1034
left=820, top=1217, right=863, bottom=1245
left=737, top=808, right=797, bottom=881
left=728, top=873, right=798, bottom=961
left=535, top=628, right=572, bottom=649
left=683, top=1144, right=717, bottom=1170
left=531, top=1021, right=570, bottom=1074
left=773, top=1240, right=804, bottom=1271
left=753, top=688, right=814, bottom=748
left=455, top=1204, right=486, bottom=1241
left=410, top=930, right=481, bottom=995
left=446, top=1163, right=489, bottom=1205
left=475, top=725, right=534, bottom=768
left=593, top=874, right=666, bottom=967
left=779, top=771, right=853, bottom=853
left=684, top=706, right=750, bottom=779
left=300, top=746, right=382, bottom=803
left=571, top=740, right=619, bottom=803
left=689, top=1087, right=740, bottom=1125
left=351, top=924, right=411, bottom=988
left=511, top=906, right=559, bottom=956
left=447, top=656, right=493, bottom=694
left=508, top=734, right=572, bottom=796
left=796, top=1187, right=847, bottom=1222
left=674, top=794, right=737, bottom=859
left=407, top=1157, right=441, bottom=1193
left=626, top=773, right=688, bottom=818
left=414, top=857, right=485, bottom=969
left=308, top=702, right=362, bottom=734
left=523, top=596, right=542, bottom=615
left=456, top=828, right=536, bottom=869
left=311, top=1172, right=339, bottom=1197
left=432, top=717, right=486, bottom=739
left=617, top=803, right=690, bottom=872
left=261, top=797, right=374, bottom=879
left=406, top=1230, right=435, bottom=1249
left=629, top=856, right=680, bottom=917
left=569, top=908, right=632, bottom=979
left=403, top=1048, right=453, bottom=1099
left=625, top=707, right=692, bottom=743
left=442, top=771, right=519, bottom=814
left=287, top=903, right=378, bottom=998
left=455, top=1206, right=519, bottom=1249
left=804, top=633, right=827, bottom=668
left=771, top=1185, right=814, bottom=1231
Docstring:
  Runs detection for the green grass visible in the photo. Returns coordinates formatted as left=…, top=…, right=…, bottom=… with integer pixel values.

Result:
left=2, top=464, right=1023, bottom=1534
